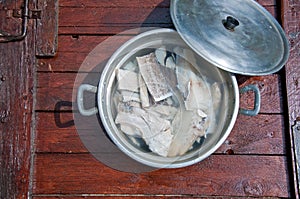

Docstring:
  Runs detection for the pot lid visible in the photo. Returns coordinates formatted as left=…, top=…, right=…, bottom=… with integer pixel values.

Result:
left=170, top=0, right=290, bottom=75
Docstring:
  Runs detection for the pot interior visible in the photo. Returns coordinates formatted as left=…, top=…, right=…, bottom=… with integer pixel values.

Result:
left=98, top=29, right=239, bottom=168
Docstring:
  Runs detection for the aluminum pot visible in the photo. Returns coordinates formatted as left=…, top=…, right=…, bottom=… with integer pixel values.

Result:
left=77, top=28, right=260, bottom=168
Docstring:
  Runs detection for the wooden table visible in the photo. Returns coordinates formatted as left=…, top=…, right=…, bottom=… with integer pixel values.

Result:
left=0, top=0, right=299, bottom=198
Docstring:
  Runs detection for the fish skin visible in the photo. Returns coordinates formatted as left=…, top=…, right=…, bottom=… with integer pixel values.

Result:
left=137, top=53, right=173, bottom=102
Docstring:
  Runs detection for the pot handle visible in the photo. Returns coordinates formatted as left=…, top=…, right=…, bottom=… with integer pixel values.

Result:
left=77, top=84, right=98, bottom=116
left=239, top=84, right=261, bottom=116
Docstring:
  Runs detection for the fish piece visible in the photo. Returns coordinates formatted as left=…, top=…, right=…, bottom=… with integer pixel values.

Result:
left=116, top=69, right=139, bottom=92
left=123, top=61, right=138, bottom=72
left=115, top=106, right=173, bottom=157
left=148, top=128, right=173, bottom=157
left=120, top=124, right=142, bottom=137
left=138, top=110, right=173, bottom=157
left=115, top=111, right=150, bottom=139
left=155, top=46, right=176, bottom=69
left=155, top=46, right=167, bottom=66
left=121, top=90, right=141, bottom=103
left=138, top=74, right=150, bottom=108
left=137, top=53, right=172, bottom=102
left=174, top=48, right=200, bottom=98
left=168, top=110, right=209, bottom=157
left=165, top=56, right=176, bottom=70
left=145, top=104, right=178, bottom=120
left=211, top=82, right=222, bottom=111
left=117, top=102, right=140, bottom=113
left=184, top=79, right=211, bottom=112
left=197, top=109, right=207, bottom=118
left=134, top=108, right=171, bottom=137
left=161, top=65, right=178, bottom=90
left=174, top=47, right=198, bottom=69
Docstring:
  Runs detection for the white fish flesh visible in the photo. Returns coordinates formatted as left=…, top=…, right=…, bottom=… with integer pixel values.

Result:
left=120, top=90, right=141, bottom=103
left=184, top=79, right=211, bottom=112
left=115, top=106, right=173, bottom=157
left=120, top=124, right=142, bottom=137
left=145, top=104, right=178, bottom=121
left=168, top=109, right=208, bottom=157
left=155, top=46, right=167, bottom=66
left=211, top=82, right=222, bottom=110
left=116, top=69, right=139, bottom=92
left=165, top=56, right=176, bottom=70
left=160, top=66, right=178, bottom=90
left=138, top=74, right=150, bottom=108
left=123, top=61, right=138, bottom=72
left=174, top=48, right=200, bottom=98
left=136, top=53, right=172, bottom=102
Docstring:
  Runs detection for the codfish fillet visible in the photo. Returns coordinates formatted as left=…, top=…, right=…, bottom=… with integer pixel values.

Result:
left=136, top=53, right=172, bottom=102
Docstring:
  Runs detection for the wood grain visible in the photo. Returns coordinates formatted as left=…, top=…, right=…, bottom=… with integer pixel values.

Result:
left=36, top=0, right=59, bottom=56
left=282, top=0, right=300, bottom=197
left=282, top=0, right=300, bottom=129
left=58, top=0, right=277, bottom=8
left=33, top=154, right=289, bottom=197
left=58, top=6, right=172, bottom=35
left=32, top=197, right=262, bottom=199
left=37, top=35, right=135, bottom=72
left=0, top=1, right=35, bottom=198
left=59, top=0, right=171, bottom=8
left=35, top=112, right=285, bottom=155
left=56, top=0, right=278, bottom=35
left=0, top=0, right=23, bottom=37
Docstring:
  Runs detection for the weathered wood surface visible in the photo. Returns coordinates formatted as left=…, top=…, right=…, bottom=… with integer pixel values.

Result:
left=282, top=0, right=300, bottom=138
left=0, top=0, right=23, bottom=37
left=0, top=1, right=35, bottom=198
left=37, top=35, right=132, bottom=72
left=36, top=0, right=59, bottom=56
left=56, top=0, right=278, bottom=35
left=282, top=0, right=300, bottom=197
left=32, top=197, right=268, bottom=199
left=32, top=0, right=297, bottom=198
left=33, top=154, right=289, bottom=197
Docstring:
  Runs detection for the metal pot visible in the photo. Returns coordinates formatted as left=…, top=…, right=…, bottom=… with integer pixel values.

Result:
left=77, top=28, right=260, bottom=168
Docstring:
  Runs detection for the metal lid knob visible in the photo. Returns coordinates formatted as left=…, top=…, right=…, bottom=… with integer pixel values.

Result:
left=222, top=16, right=239, bottom=31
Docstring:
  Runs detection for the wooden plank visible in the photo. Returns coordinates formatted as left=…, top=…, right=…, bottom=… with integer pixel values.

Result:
left=38, top=52, right=88, bottom=72
left=58, top=7, right=172, bottom=33
left=50, top=36, right=111, bottom=53
left=282, top=0, right=300, bottom=197
left=218, top=114, right=285, bottom=155
left=35, top=73, right=283, bottom=113
left=33, top=154, right=289, bottom=197
left=282, top=0, right=300, bottom=131
left=58, top=0, right=277, bottom=8
left=35, top=112, right=285, bottom=155
left=33, top=194, right=288, bottom=198
left=56, top=0, right=277, bottom=35
left=36, top=73, right=100, bottom=89
left=36, top=0, right=59, bottom=56
left=0, top=0, right=23, bottom=37
left=0, top=1, right=35, bottom=198
left=36, top=35, right=141, bottom=72
left=59, top=0, right=171, bottom=8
